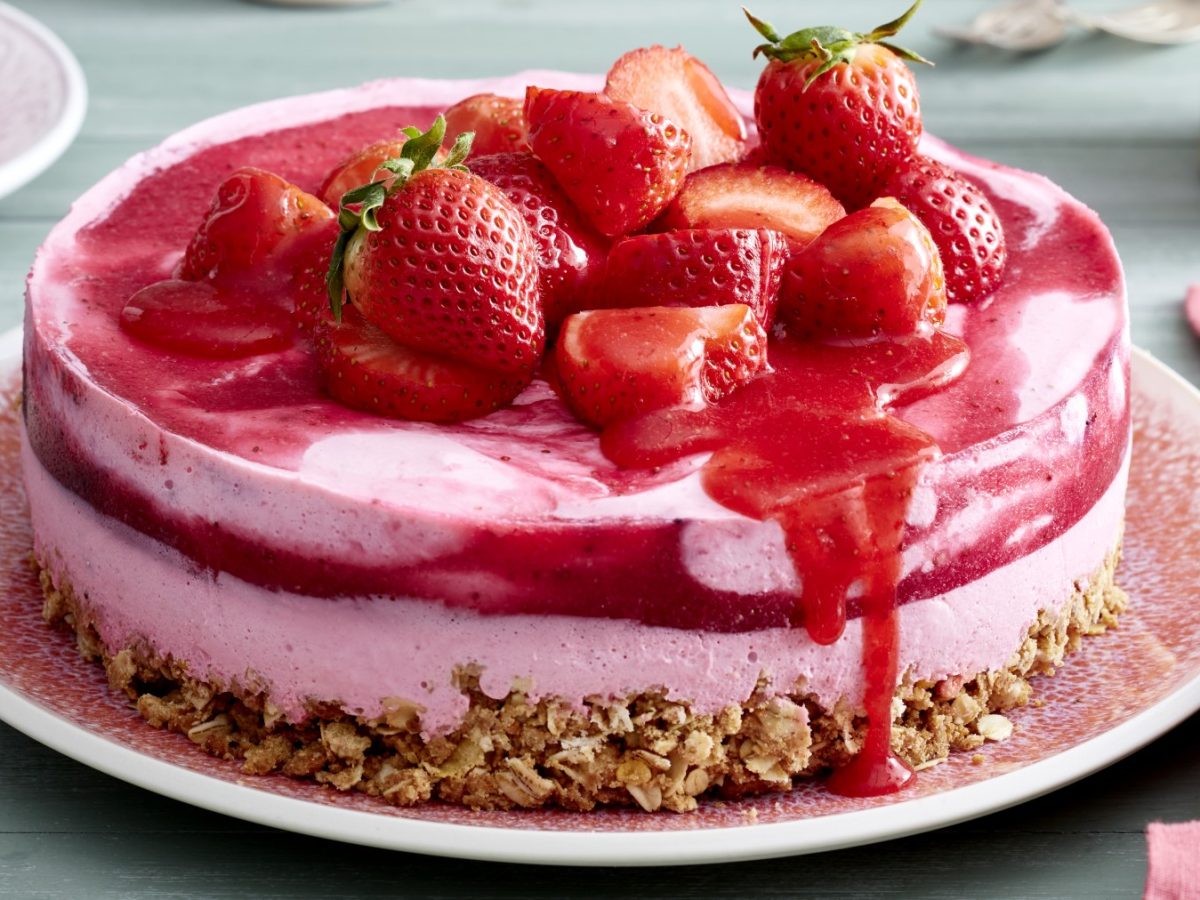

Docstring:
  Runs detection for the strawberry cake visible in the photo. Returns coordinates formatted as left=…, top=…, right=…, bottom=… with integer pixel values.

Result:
left=21, top=7, right=1129, bottom=812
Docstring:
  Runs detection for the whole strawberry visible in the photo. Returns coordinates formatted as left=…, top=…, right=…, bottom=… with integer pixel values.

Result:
left=883, top=155, right=1007, bottom=304
left=746, top=1, right=931, bottom=211
left=327, top=117, right=544, bottom=379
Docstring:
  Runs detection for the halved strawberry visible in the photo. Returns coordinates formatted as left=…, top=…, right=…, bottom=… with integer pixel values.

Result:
left=469, top=151, right=609, bottom=328
left=555, top=304, right=767, bottom=428
left=605, top=45, right=746, bottom=171
left=656, top=163, right=844, bottom=251
left=319, top=137, right=411, bottom=207
left=120, top=280, right=294, bottom=358
left=315, top=306, right=531, bottom=423
left=180, top=167, right=335, bottom=282
left=883, top=155, right=1007, bottom=304
left=597, top=228, right=786, bottom=328
left=524, top=87, right=691, bottom=238
left=779, top=197, right=946, bottom=339
left=443, top=93, right=529, bottom=158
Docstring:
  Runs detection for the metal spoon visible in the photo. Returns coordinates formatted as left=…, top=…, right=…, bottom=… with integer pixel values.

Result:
left=1070, top=0, right=1200, bottom=45
left=935, top=0, right=1072, bottom=51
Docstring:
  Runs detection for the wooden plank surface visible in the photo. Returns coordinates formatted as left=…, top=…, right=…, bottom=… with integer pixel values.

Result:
left=2, top=0, right=1199, bottom=894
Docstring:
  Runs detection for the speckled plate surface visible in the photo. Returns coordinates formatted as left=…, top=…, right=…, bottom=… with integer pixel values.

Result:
left=1, top=327, right=1198, bottom=866
left=0, top=3, right=86, bottom=200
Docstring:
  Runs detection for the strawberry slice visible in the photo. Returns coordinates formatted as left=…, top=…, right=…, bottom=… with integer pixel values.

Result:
left=779, top=197, right=946, bottom=339
left=469, top=151, right=609, bottom=328
left=555, top=304, right=768, bottom=428
left=524, top=87, right=692, bottom=238
left=315, top=306, right=532, bottom=423
left=179, top=167, right=335, bottom=282
left=597, top=228, right=787, bottom=328
left=443, top=93, right=529, bottom=158
left=883, top=155, right=1007, bottom=304
left=656, top=163, right=845, bottom=251
left=120, top=280, right=293, bottom=358
left=605, top=45, right=746, bottom=171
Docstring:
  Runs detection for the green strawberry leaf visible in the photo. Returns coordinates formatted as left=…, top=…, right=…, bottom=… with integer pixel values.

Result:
left=442, top=131, right=474, bottom=170
left=745, top=0, right=932, bottom=78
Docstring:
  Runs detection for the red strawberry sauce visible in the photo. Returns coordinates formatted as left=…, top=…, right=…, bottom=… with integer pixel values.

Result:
left=603, top=334, right=968, bottom=795
left=24, top=86, right=1129, bottom=796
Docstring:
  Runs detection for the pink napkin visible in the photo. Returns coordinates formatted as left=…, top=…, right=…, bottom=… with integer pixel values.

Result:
left=1186, top=283, right=1200, bottom=339
left=1145, top=821, right=1200, bottom=900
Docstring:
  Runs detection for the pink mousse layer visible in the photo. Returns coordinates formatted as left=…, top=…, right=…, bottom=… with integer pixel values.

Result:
left=23, top=73, right=1130, bottom=632
left=25, top=432, right=1128, bottom=734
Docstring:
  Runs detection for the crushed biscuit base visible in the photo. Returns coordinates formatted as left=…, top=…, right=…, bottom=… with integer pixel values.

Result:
left=34, top=543, right=1124, bottom=812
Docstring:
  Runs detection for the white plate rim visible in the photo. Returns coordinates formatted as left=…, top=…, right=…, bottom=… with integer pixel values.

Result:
left=0, top=2, right=87, bottom=201
left=0, top=330, right=1197, bottom=867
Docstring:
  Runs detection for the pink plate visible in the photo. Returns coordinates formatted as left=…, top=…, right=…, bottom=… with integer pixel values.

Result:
left=1, top=327, right=1199, bottom=866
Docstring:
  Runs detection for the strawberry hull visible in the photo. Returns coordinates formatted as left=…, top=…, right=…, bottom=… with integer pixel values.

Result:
left=23, top=75, right=1128, bottom=637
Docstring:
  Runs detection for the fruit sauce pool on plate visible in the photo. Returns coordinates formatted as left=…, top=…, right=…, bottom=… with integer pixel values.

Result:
left=24, top=80, right=1128, bottom=799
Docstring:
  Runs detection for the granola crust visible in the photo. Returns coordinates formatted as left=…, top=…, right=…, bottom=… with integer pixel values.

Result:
left=35, top=544, right=1125, bottom=813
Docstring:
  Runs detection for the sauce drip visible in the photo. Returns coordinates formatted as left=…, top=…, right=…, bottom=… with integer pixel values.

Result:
left=602, top=330, right=970, bottom=795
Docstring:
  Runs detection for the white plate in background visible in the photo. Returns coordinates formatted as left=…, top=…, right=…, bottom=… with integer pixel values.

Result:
left=0, top=3, right=86, bottom=200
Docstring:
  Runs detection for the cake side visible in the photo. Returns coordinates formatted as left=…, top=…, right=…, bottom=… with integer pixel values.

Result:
left=21, top=76, right=1130, bottom=632
left=35, top=544, right=1125, bottom=812
left=18, top=56, right=1133, bottom=811
left=23, top=430, right=1129, bottom=734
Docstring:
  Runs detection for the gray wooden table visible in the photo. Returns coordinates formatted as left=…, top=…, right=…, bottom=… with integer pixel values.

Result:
left=2, top=0, right=1198, bottom=895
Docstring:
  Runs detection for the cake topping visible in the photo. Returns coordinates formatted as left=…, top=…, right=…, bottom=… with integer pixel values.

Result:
left=746, top=0, right=930, bottom=210
left=780, top=197, right=947, bottom=339
left=524, top=87, right=692, bottom=238
left=1187, top=283, right=1200, bottom=339
left=883, top=155, right=1009, bottom=304
left=120, top=279, right=295, bottom=359
left=314, top=305, right=533, bottom=423
left=597, top=228, right=787, bottom=328
left=327, top=116, right=544, bottom=380
left=656, top=163, right=846, bottom=251
left=467, top=151, right=609, bottom=328
left=604, top=45, right=747, bottom=171
left=442, top=93, right=530, bottom=158
left=555, top=304, right=769, bottom=428
left=120, top=167, right=337, bottom=356
left=319, top=136, right=429, bottom=208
